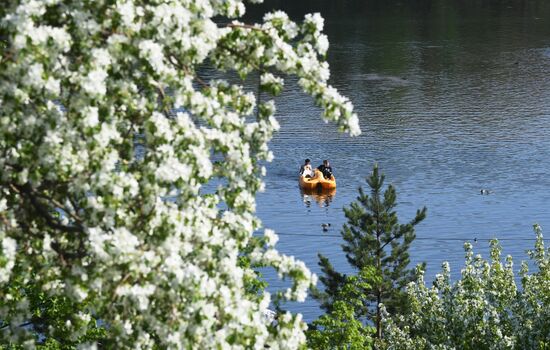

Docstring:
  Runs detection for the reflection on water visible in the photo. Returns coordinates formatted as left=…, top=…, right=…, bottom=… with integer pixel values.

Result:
left=301, top=188, right=337, bottom=208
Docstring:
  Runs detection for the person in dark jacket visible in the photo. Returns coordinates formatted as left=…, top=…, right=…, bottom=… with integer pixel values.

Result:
left=317, top=159, right=333, bottom=179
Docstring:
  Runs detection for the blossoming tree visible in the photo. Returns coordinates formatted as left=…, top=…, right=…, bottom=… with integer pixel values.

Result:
left=382, top=225, right=550, bottom=349
left=0, top=0, right=360, bottom=348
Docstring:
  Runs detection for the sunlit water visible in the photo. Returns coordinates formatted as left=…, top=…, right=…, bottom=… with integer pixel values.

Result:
left=242, top=1, right=550, bottom=321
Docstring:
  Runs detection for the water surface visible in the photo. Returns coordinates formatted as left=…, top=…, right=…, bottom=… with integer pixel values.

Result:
left=246, top=0, right=550, bottom=320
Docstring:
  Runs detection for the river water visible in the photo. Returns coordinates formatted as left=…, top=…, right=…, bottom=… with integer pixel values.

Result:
left=242, top=1, right=550, bottom=320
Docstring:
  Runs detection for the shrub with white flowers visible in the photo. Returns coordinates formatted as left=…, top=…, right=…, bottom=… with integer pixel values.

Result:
left=382, top=225, right=550, bottom=350
left=0, top=0, right=360, bottom=348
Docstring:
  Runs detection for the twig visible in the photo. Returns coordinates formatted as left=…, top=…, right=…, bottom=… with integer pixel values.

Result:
left=256, top=64, right=262, bottom=120
left=217, top=42, right=262, bottom=72
left=13, top=183, right=83, bottom=234
left=0, top=321, right=34, bottom=331
left=167, top=53, right=209, bottom=88
left=226, top=23, right=266, bottom=32
left=34, top=191, right=83, bottom=223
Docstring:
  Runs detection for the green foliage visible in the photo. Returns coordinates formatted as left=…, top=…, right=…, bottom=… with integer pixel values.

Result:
left=238, top=236, right=269, bottom=298
left=313, top=164, right=426, bottom=339
left=307, top=268, right=376, bottom=350
left=382, top=224, right=550, bottom=349
left=0, top=276, right=105, bottom=349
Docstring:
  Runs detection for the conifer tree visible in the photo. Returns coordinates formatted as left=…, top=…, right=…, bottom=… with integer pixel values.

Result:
left=314, top=164, right=427, bottom=339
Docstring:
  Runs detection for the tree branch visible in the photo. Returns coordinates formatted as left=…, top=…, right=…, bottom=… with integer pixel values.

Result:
left=226, top=23, right=265, bottom=31
left=167, top=53, right=209, bottom=88
left=0, top=321, right=34, bottom=331
left=12, top=183, right=83, bottom=234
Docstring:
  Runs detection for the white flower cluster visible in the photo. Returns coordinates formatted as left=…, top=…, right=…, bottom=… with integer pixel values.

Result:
left=0, top=237, right=16, bottom=284
left=0, top=0, right=360, bottom=348
left=212, top=10, right=361, bottom=136
left=260, top=73, right=284, bottom=96
left=382, top=226, right=550, bottom=349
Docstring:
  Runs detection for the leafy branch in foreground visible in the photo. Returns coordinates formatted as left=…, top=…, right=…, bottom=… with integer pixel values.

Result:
left=307, top=267, right=377, bottom=350
left=0, top=0, right=360, bottom=347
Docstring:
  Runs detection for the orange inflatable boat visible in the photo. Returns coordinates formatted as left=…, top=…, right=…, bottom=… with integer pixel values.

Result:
left=299, top=169, right=336, bottom=190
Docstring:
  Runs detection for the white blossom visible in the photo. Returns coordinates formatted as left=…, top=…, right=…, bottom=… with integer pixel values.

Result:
left=0, top=237, right=17, bottom=283
left=82, top=106, right=99, bottom=128
left=81, top=69, right=108, bottom=96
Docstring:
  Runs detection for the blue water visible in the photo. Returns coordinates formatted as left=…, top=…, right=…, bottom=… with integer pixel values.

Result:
left=251, top=1, right=550, bottom=320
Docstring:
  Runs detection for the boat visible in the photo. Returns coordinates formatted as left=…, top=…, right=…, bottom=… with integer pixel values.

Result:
left=320, top=172, right=336, bottom=189
left=299, top=169, right=336, bottom=190
left=299, top=171, right=320, bottom=190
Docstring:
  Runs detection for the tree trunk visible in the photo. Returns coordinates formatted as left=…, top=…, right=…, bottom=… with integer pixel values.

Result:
left=376, top=221, right=382, bottom=339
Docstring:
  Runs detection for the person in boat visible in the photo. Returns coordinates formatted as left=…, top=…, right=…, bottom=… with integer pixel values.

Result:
left=317, top=159, right=333, bottom=179
left=299, top=158, right=314, bottom=178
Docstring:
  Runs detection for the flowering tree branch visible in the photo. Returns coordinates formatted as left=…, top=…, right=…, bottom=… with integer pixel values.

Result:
left=0, top=1, right=359, bottom=347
